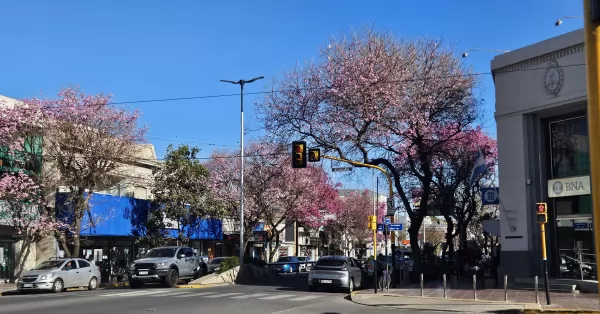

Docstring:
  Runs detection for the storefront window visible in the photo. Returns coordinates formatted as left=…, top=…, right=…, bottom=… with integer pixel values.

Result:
left=550, top=117, right=590, bottom=178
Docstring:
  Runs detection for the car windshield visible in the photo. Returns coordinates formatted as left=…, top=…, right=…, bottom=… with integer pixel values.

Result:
left=316, top=259, right=346, bottom=267
left=277, top=257, right=292, bottom=262
left=210, top=258, right=224, bottom=264
left=32, top=260, right=64, bottom=270
left=145, top=248, right=177, bottom=258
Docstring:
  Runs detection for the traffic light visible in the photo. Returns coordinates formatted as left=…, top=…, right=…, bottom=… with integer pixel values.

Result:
left=536, top=202, right=548, bottom=224
left=368, top=215, right=377, bottom=230
left=292, top=141, right=307, bottom=168
left=308, top=148, right=321, bottom=162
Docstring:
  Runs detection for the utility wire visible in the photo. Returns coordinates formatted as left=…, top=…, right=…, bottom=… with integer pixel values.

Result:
left=0, top=63, right=586, bottom=111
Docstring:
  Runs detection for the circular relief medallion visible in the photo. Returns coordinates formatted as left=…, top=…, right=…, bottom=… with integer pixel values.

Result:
left=544, top=59, right=564, bottom=96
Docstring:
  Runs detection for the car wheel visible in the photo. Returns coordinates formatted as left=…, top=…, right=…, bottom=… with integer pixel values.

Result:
left=347, top=278, right=354, bottom=294
left=129, top=280, right=143, bottom=289
left=52, top=279, right=63, bottom=293
left=164, top=269, right=179, bottom=288
left=88, top=277, right=98, bottom=290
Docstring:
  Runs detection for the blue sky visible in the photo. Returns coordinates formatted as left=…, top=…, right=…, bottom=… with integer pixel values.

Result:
left=0, top=0, right=584, bottom=190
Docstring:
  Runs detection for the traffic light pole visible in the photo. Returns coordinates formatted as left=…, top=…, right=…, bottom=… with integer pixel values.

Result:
left=540, top=223, right=551, bottom=305
left=583, top=0, right=600, bottom=299
left=322, top=155, right=396, bottom=253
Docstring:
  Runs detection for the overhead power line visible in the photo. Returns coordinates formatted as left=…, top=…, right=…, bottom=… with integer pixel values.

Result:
left=1, top=63, right=586, bottom=111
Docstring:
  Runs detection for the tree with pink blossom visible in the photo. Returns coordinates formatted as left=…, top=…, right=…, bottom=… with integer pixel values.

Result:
left=18, top=87, right=148, bottom=257
left=256, top=28, right=485, bottom=271
left=206, top=141, right=342, bottom=262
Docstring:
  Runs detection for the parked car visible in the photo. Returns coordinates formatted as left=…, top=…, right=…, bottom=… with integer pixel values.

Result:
left=273, top=256, right=301, bottom=273
left=207, top=257, right=229, bottom=274
left=560, top=255, right=596, bottom=279
left=17, top=258, right=101, bottom=293
left=128, top=246, right=200, bottom=288
left=297, top=256, right=312, bottom=272
left=308, top=256, right=363, bottom=293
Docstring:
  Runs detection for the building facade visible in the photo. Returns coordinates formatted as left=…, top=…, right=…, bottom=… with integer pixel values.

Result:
left=491, top=29, right=591, bottom=279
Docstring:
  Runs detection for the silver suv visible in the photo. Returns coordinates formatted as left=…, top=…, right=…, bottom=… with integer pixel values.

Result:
left=17, top=258, right=101, bottom=293
left=128, top=246, right=199, bottom=288
left=308, top=256, right=363, bottom=293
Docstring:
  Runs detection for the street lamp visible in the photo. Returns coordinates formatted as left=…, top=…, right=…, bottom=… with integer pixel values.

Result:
left=461, top=49, right=511, bottom=58
left=555, top=16, right=583, bottom=27
left=220, top=76, right=265, bottom=264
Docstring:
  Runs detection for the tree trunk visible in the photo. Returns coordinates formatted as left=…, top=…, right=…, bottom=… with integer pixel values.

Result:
left=408, top=222, right=422, bottom=277
left=443, top=215, right=455, bottom=264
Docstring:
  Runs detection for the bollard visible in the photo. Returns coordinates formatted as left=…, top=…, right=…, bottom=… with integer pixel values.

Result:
left=443, top=274, right=447, bottom=298
left=535, top=275, right=539, bottom=304
left=472, top=274, right=477, bottom=300
left=420, top=273, right=424, bottom=297
left=503, top=275, right=508, bottom=302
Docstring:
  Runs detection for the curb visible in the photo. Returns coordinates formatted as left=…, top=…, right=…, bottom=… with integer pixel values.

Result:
left=99, top=282, right=129, bottom=289
left=175, top=283, right=229, bottom=289
left=351, top=291, right=542, bottom=310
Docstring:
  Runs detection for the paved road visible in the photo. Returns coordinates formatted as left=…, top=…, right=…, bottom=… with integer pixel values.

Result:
left=0, top=285, right=405, bottom=314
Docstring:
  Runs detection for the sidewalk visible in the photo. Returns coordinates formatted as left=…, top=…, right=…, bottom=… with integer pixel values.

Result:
left=362, top=287, right=600, bottom=311
left=351, top=292, right=537, bottom=313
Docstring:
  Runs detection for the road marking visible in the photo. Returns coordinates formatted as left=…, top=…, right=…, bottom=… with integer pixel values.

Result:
left=174, top=291, right=219, bottom=298
left=288, top=295, right=322, bottom=301
left=148, top=291, right=192, bottom=297
left=202, top=292, right=243, bottom=298
left=101, top=290, right=169, bottom=297
left=258, top=294, right=295, bottom=300
left=230, top=293, right=269, bottom=299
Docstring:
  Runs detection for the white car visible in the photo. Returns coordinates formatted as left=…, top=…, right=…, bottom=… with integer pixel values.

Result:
left=297, top=256, right=312, bottom=272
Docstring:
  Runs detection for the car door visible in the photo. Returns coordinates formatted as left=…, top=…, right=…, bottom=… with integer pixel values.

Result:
left=77, top=259, right=93, bottom=285
left=183, top=248, right=196, bottom=276
left=61, top=260, right=81, bottom=288
left=350, top=258, right=362, bottom=286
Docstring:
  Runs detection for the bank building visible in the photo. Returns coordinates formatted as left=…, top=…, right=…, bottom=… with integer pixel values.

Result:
left=491, top=28, right=595, bottom=284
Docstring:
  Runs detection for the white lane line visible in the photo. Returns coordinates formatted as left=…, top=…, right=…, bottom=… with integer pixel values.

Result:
left=148, top=291, right=192, bottom=297
left=288, top=295, right=322, bottom=301
left=174, top=291, right=219, bottom=298
left=101, top=290, right=169, bottom=297
left=230, top=293, right=269, bottom=299
left=258, top=294, right=295, bottom=300
left=202, top=292, right=243, bottom=298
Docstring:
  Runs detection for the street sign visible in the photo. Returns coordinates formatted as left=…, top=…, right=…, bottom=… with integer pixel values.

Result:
left=389, top=223, right=403, bottom=231
left=481, top=187, right=500, bottom=205
left=332, top=167, right=353, bottom=172
left=385, top=216, right=391, bottom=224
left=377, top=223, right=384, bottom=231
left=387, top=198, right=395, bottom=215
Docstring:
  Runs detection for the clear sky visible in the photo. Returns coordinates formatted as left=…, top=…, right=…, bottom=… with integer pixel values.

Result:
left=0, top=0, right=584, bottom=190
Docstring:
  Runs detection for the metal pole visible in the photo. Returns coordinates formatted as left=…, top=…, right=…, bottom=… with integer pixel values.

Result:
left=579, top=253, right=584, bottom=281
left=420, top=273, right=424, bottom=297
left=443, top=274, right=447, bottom=298
left=472, top=274, right=477, bottom=300
left=504, top=275, right=508, bottom=302
left=239, top=82, right=245, bottom=265
left=584, top=0, right=600, bottom=300
left=374, top=177, right=379, bottom=294
left=540, top=223, right=551, bottom=305
left=535, top=275, right=539, bottom=304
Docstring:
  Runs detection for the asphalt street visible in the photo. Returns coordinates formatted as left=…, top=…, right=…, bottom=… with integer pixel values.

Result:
left=0, top=285, right=407, bottom=314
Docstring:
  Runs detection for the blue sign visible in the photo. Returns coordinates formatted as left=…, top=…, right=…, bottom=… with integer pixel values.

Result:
left=385, top=217, right=391, bottom=224
left=389, top=223, right=403, bottom=231
left=481, top=187, right=500, bottom=205
left=574, top=222, right=592, bottom=230
left=377, top=223, right=384, bottom=231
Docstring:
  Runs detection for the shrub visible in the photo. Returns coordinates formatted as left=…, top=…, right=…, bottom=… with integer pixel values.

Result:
left=216, top=256, right=240, bottom=274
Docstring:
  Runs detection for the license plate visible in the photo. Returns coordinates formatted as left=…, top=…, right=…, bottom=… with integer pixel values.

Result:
left=138, top=270, right=148, bottom=275
left=23, top=284, right=32, bottom=288
left=320, top=280, right=332, bottom=284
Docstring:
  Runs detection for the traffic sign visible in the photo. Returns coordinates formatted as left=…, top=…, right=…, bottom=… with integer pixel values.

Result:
left=332, top=167, right=353, bottom=172
left=377, top=223, right=384, bottom=231
left=481, top=187, right=500, bottom=205
left=389, top=223, right=403, bottom=231
left=387, top=198, right=395, bottom=215
left=385, top=216, right=391, bottom=224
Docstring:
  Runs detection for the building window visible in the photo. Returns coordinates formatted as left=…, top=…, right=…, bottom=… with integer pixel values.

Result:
left=550, top=116, right=589, bottom=178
